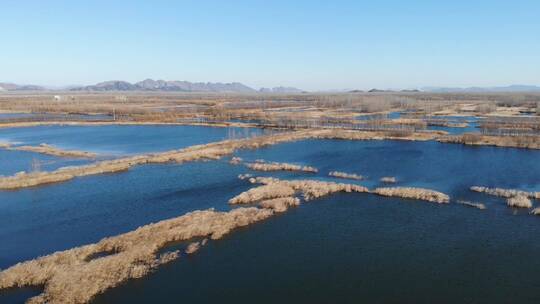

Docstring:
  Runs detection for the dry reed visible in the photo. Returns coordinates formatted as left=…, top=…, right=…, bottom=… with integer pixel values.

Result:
left=0, top=207, right=273, bottom=304
left=372, top=187, right=450, bottom=203
left=246, top=161, right=318, bottom=173
left=259, top=197, right=301, bottom=212
left=10, top=143, right=97, bottom=158
left=456, top=200, right=486, bottom=210
left=507, top=195, right=532, bottom=208
left=470, top=186, right=540, bottom=199
left=380, top=177, right=397, bottom=183
left=328, top=171, right=364, bottom=180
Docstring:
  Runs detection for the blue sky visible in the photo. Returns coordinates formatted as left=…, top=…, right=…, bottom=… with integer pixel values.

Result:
left=1, top=0, right=539, bottom=90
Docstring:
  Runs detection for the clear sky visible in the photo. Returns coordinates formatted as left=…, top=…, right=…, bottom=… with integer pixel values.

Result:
left=1, top=0, right=539, bottom=91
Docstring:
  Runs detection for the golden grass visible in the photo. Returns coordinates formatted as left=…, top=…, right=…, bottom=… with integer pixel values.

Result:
left=9, top=143, right=97, bottom=158
left=229, top=157, right=243, bottom=165
left=248, top=176, right=369, bottom=201
left=380, top=177, right=397, bottom=183
left=246, top=161, right=318, bottom=173
left=507, top=195, right=532, bottom=208
left=328, top=171, right=364, bottom=180
left=259, top=197, right=301, bottom=213
left=439, top=134, right=540, bottom=150
left=470, top=186, right=540, bottom=199
left=0, top=207, right=273, bottom=304
left=372, top=187, right=450, bottom=204
left=229, top=183, right=296, bottom=204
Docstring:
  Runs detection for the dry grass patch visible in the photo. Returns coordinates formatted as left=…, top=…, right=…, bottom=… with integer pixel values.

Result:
left=0, top=207, right=273, bottom=304
left=328, top=171, right=364, bottom=180
left=259, top=197, right=301, bottom=212
left=372, top=187, right=450, bottom=204
left=507, top=195, right=532, bottom=208
left=470, top=186, right=540, bottom=199
left=456, top=200, right=486, bottom=210
left=10, top=143, right=97, bottom=158
left=249, top=176, right=368, bottom=201
left=380, top=177, right=397, bottom=183
left=246, top=161, right=318, bottom=173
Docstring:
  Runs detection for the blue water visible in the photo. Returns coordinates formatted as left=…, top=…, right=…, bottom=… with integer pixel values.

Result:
left=1, top=138, right=539, bottom=303
left=0, top=125, right=263, bottom=155
left=0, top=149, right=91, bottom=176
left=428, top=115, right=480, bottom=134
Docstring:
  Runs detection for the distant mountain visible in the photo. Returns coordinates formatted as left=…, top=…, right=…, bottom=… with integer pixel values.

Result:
left=74, top=80, right=137, bottom=91
left=368, top=88, right=394, bottom=93
left=423, top=85, right=540, bottom=93
left=72, top=79, right=257, bottom=93
left=259, top=86, right=304, bottom=93
left=0, top=82, right=45, bottom=91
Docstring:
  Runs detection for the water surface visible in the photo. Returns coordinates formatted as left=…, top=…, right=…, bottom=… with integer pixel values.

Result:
left=1, top=139, right=539, bottom=304
left=0, top=125, right=263, bottom=155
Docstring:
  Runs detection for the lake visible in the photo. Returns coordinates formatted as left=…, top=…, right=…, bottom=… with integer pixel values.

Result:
left=1, top=138, right=539, bottom=304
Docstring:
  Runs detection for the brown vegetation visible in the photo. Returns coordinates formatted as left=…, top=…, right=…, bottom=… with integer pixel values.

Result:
left=470, top=186, right=540, bottom=199
left=507, top=195, right=533, bottom=208
left=9, top=143, right=97, bottom=158
left=0, top=207, right=273, bottom=304
left=380, top=177, right=397, bottom=183
left=372, top=187, right=450, bottom=204
left=439, top=133, right=540, bottom=149
left=229, top=183, right=296, bottom=204
left=259, top=197, right=301, bottom=212
left=246, top=161, right=318, bottom=173
left=249, top=176, right=369, bottom=201
left=229, top=157, right=243, bottom=165
left=328, top=171, right=364, bottom=180
left=456, top=200, right=486, bottom=210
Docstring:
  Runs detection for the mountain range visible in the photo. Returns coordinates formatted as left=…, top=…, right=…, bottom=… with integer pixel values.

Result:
left=422, top=85, right=540, bottom=93
left=72, top=79, right=259, bottom=93
left=0, top=82, right=45, bottom=91
left=2, top=81, right=540, bottom=93
left=0, top=79, right=304, bottom=93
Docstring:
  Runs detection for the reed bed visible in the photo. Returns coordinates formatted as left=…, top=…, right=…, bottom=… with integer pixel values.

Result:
left=246, top=161, right=318, bottom=173
left=439, top=134, right=540, bottom=150
left=0, top=207, right=274, bottom=304
left=470, top=186, right=540, bottom=199
left=184, top=239, right=208, bottom=254
left=229, top=183, right=296, bottom=204
left=456, top=200, right=487, bottom=210
left=259, top=197, right=301, bottom=213
left=9, top=143, right=97, bottom=158
left=229, top=157, right=243, bottom=165
left=507, top=195, right=533, bottom=208
left=380, top=177, right=397, bottom=183
left=248, top=176, right=369, bottom=201
left=372, top=187, right=450, bottom=203
left=328, top=171, right=364, bottom=180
